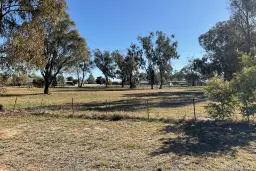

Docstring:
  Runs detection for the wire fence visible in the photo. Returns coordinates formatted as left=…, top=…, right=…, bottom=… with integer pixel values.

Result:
left=2, top=95, right=208, bottom=121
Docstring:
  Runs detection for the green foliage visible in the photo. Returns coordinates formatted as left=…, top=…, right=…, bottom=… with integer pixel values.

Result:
left=0, top=73, right=9, bottom=86
left=112, top=50, right=127, bottom=87
left=73, top=79, right=78, bottom=85
left=205, top=78, right=237, bottom=120
left=146, top=63, right=156, bottom=89
left=87, top=73, right=95, bottom=84
left=66, top=76, right=74, bottom=82
left=94, top=49, right=115, bottom=87
left=232, top=66, right=256, bottom=121
left=199, top=21, right=242, bottom=80
left=57, top=75, right=65, bottom=87
left=32, top=77, right=45, bottom=88
left=96, top=76, right=105, bottom=85
left=2, top=0, right=68, bottom=71
left=125, top=44, right=144, bottom=88
left=76, top=58, right=94, bottom=88
left=138, top=31, right=179, bottom=89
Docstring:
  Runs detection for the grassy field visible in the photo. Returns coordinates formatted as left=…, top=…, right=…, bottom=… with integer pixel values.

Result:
left=0, top=87, right=256, bottom=170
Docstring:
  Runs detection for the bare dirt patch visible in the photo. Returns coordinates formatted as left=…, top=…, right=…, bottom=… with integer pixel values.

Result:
left=0, top=164, right=15, bottom=171
left=0, top=128, right=18, bottom=140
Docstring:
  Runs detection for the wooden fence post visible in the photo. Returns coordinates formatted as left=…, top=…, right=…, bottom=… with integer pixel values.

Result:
left=193, top=98, right=197, bottom=121
left=72, top=98, right=74, bottom=115
left=106, top=99, right=108, bottom=115
left=147, top=100, right=149, bottom=120
left=13, top=97, right=18, bottom=113
left=40, top=98, right=43, bottom=114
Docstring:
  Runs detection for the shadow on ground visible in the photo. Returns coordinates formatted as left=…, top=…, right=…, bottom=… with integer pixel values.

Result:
left=123, top=91, right=205, bottom=98
left=26, top=95, right=206, bottom=113
left=1, top=93, right=44, bottom=97
left=152, top=120, right=256, bottom=156
left=51, top=87, right=137, bottom=92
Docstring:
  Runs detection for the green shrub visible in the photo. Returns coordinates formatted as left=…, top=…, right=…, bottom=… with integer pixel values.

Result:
left=33, top=78, right=45, bottom=88
left=232, top=66, right=256, bottom=122
left=205, top=78, right=237, bottom=120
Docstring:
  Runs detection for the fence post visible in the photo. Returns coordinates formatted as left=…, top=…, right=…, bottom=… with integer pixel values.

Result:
left=40, top=98, right=43, bottom=114
left=193, top=98, right=197, bottom=121
left=72, top=98, right=74, bottom=115
left=13, top=96, right=18, bottom=113
left=147, top=100, right=149, bottom=120
left=106, top=99, right=108, bottom=115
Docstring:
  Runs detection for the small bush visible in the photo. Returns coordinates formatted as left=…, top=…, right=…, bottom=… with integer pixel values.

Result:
left=232, top=66, right=256, bottom=122
left=109, top=114, right=124, bottom=121
left=0, top=104, right=3, bottom=111
left=205, top=78, right=237, bottom=120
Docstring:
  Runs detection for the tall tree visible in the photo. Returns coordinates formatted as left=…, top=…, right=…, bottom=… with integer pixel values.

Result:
left=229, top=0, right=256, bottom=53
left=87, top=73, right=95, bottom=84
left=76, top=59, right=94, bottom=87
left=96, top=76, right=105, bottom=85
left=71, top=49, right=94, bottom=88
left=125, top=44, right=144, bottom=88
left=199, top=21, right=243, bottom=80
left=94, top=49, right=115, bottom=88
left=139, top=31, right=179, bottom=89
left=41, top=15, right=87, bottom=93
left=0, top=0, right=67, bottom=70
left=146, top=62, right=155, bottom=89
left=112, top=50, right=127, bottom=88
left=138, top=32, right=156, bottom=89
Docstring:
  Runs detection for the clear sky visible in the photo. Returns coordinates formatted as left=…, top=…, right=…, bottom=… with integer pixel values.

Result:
left=67, top=0, right=230, bottom=79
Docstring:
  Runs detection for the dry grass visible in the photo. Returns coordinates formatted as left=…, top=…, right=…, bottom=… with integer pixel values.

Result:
left=0, top=87, right=256, bottom=170
left=0, top=87, right=208, bottom=120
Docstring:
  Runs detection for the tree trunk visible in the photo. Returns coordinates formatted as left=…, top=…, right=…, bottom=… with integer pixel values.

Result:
left=151, top=82, right=154, bottom=89
left=121, top=79, right=125, bottom=88
left=105, top=76, right=108, bottom=88
left=192, top=79, right=195, bottom=86
left=77, top=71, right=80, bottom=88
left=159, top=71, right=163, bottom=89
left=44, top=84, right=50, bottom=94
left=43, top=74, right=53, bottom=94
left=44, top=78, right=50, bottom=94
left=129, top=74, right=133, bottom=89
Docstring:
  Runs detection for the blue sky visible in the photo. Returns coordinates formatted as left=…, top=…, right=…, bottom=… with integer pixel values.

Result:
left=67, top=0, right=230, bottom=79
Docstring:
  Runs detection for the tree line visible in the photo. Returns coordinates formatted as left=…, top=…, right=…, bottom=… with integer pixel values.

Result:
left=0, top=0, right=180, bottom=94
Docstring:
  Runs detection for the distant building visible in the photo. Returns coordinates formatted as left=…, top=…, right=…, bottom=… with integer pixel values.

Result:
left=139, top=80, right=150, bottom=85
left=168, top=81, right=187, bottom=87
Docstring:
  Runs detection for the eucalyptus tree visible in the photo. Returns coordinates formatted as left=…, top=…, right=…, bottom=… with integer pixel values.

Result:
left=199, top=21, right=243, bottom=80
left=94, top=49, right=115, bottom=88
left=229, top=0, right=256, bottom=53
left=125, top=44, right=144, bottom=88
left=139, top=31, right=179, bottom=89
left=72, top=49, right=94, bottom=88
left=0, top=0, right=67, bottom=71
left=112, top=50, right=127, bottom=88
left=40, top=14, right=88, bottom=94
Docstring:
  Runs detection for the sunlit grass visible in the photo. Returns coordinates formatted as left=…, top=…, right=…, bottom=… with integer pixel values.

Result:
left=0, top=87, right=255, bottom=170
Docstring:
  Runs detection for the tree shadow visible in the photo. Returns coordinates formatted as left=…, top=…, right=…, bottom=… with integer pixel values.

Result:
left=0, top=93, right=44, bottom=97
left=51, top=87, right=136, bottom=92
left=152, top=120, right=256, bottom=157
left=123, top=91, right=205, bottom=98
left=27, top=96, right=206, bottom=113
